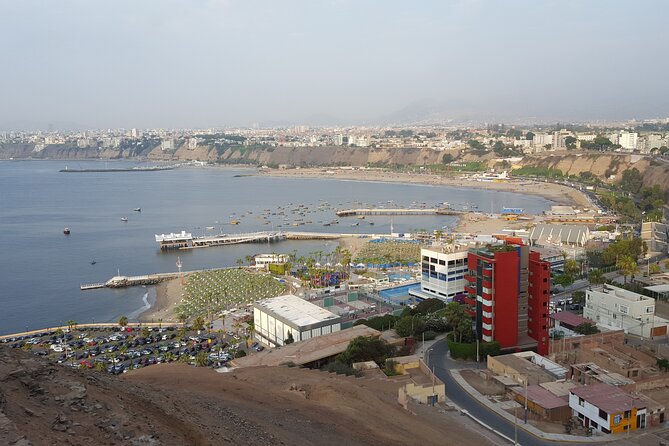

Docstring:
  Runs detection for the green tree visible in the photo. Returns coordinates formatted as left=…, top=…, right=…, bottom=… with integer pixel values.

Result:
left=443, top=302, right=473, bottom=343
left=617, top=256, right=639, bottom=284
left=526, top=131, right=535, bottom=141
left=565, top=136, right=577, bottom=149
left=620, top=168, right=644, bottom=194
left=394, top=316, right=424, bottom=337
left=572, top=291, right=586, bottom=305
left=588, top=269, right=605, bottom=285
left=414, top=298, right=446, bottom=316
left=442, top=153, right=454, bottom=164
left=573, top=323, right=600, bottom=335
left=118, top=315, right=128, bottom=328
left=195, top=351, right=208, bottom=367
left=65, top=319, right=77, bottom=332
left=337, top=336, right=394, bottom=366
left=650, top=263, right=662, bottom=275
left=192, top=316, right=205, bottom=332
left=564, top=259, right=580, bottom=277
left=284, top=331, right=295, bottom=345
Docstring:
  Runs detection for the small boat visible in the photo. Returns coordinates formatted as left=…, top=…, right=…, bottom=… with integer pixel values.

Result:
left=133, top=208, right=141, bottom=212
left=206, top=226, right=215, bottom=230
left=90, top=261, right=97, bottom=265
left=369, top=222, right=375, bottom=225
left=63, top=228, right=71, bottom=235
left=230, top=220, right=240, bottom=225
left=121, top=217, right=128, bottom=222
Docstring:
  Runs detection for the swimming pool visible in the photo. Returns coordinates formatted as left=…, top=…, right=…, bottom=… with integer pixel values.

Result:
left=378, top=283, right=421, bottom=305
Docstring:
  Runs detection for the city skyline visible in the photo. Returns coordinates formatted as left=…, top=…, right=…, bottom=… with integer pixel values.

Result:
left=1, top=0, right=668, bottom=130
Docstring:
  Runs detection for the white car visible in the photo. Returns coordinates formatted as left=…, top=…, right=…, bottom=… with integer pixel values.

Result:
left=50, top=344, right=64, bottom=352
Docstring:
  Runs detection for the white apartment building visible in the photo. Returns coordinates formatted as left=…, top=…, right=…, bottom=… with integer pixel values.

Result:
left=584, top=285, right=669, bottom=338
left=532, top=133, right=553, bottom=149
left=618, top=132, right=638, bottom=151
left=410, top=247, right=468, bottom=303
left=253, top=294, right=341, bottom=347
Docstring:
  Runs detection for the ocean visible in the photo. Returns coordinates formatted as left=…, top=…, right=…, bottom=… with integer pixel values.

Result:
left=0, top=160, right=552, bottom=335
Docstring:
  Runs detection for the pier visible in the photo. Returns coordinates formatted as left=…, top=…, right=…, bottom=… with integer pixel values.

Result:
left=335, top=208, right=462, bottom=217
left=156, top=230, right=284, bottom=250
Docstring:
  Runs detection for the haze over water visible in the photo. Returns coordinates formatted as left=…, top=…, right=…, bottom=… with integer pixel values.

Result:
left=0, top=161, right=551, bottom=335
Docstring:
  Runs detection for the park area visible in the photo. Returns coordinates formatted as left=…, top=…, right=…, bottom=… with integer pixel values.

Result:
left=354, top=239, right=421, bottom=267
left=176, top=268, right=286, bottom=319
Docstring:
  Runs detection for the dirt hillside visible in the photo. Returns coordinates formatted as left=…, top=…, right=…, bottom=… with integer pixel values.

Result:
left=0, top=346, right=495, bottom=446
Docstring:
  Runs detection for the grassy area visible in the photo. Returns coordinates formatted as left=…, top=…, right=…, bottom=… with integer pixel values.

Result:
left=354, top=240, right=422, bottom=265
left=176, top=268, right=286, bottom=319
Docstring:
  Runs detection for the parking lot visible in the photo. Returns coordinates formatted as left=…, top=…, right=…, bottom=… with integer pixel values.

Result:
left=1, top=324, right=250, bottom=374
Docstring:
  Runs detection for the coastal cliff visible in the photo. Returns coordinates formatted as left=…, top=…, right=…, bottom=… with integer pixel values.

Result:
left=4, top=141, right=669, bottom=192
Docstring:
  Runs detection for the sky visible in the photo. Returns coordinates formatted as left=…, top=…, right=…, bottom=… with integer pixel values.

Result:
left=1, top=0, right=668, bottom=130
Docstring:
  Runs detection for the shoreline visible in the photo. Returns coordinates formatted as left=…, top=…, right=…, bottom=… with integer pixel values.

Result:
left=137, top=279, right=183, bottom=323
left=135, top=168, right=595, bottom=322
left=256, top=168, right=593, bottom=209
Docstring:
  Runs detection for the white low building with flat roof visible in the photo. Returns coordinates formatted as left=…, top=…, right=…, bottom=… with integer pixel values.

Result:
left=584, top=285, right=669, bottom=338
left=253, top=294, right=341, bottom=347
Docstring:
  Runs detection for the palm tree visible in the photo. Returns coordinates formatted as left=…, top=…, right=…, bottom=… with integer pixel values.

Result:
left=588, top=269, right=605, bottom=285
left=118, top=315, right=128, bottom=328
left=617, top=256, right=639, bottom=284
left=193, top=316, right=205, bottom=332
left=236, top=258, right=244, bottom=269
left=65, top=319, right=76, bottom=332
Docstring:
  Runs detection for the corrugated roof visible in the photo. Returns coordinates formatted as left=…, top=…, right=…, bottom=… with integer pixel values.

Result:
left=570, top=383, right=639, bottom=414
left=510, top=385, right=569, bottom=410
left=549, top=311, right=595, bottom=327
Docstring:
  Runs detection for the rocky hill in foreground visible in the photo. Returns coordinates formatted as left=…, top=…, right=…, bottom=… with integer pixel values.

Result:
left=0, top=346, right=494, bottom=446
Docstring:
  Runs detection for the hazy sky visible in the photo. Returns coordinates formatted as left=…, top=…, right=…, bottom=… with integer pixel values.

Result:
left=1, top=0, right=668, bottom=129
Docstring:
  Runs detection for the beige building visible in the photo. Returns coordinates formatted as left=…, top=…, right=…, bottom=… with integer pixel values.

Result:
left=584, top=285, right=669, bottom=338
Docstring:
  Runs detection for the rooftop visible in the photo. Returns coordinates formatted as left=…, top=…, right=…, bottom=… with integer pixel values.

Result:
left=550, top=311, right=595, bottom=327
left=254, top=294, right=340, bottom=327
left=591, top=284, right=653, bottom=303
left=230, top=325, right=381, bottom=367
left=570, top=383, right=641, bottom=414
left=510, top=385, right=569, bottom=410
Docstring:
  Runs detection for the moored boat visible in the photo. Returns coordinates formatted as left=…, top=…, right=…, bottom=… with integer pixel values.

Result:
left=63, top=228, right=71, bottom=235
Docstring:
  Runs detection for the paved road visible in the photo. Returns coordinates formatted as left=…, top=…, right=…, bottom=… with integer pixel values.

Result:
left=426, top=340, right=595, bottom=446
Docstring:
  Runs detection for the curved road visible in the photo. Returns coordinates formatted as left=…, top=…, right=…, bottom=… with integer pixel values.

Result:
left=426, top=340, right=596, bottom=446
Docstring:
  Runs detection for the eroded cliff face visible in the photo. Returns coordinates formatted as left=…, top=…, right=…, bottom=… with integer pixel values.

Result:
left=519, top=152, right=669, bottom=190
left=4, top=142, right=669, bottom=193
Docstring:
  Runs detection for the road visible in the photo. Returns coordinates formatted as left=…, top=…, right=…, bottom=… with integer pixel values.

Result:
left=426, top=340, right=595, bottom=446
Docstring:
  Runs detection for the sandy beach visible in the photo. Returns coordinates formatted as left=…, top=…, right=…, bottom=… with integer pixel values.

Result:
left=139, top=278, right=183, bottom=323
left=139, top=168, right=592, bottom=322
left=258, top=168, right=593, bottom=209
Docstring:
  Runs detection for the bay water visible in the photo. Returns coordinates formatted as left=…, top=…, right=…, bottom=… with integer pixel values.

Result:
left=0, top=160, right=551, bottom=335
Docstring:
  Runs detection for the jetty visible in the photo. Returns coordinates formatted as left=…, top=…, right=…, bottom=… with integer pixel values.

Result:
left=335, top=208, right=462, bottom=217
left=80, top=272, right=180, bottom=291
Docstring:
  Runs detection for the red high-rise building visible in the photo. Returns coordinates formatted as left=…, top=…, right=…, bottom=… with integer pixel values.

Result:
left=464, top=242, right=551, bottom=355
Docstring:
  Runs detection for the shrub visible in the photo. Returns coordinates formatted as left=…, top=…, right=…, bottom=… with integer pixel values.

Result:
left=447, top=333, right=499, bottom=361
left=323, top=360, right=362, bottom=377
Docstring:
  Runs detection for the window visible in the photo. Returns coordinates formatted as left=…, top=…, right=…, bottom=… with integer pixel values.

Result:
left=624, top=410, right=631, bottom=419
left=599, top=409, right=607, bottom=420
left=614, top=414, right=622, bottom=424
left=620, top=305, right=629, bottom=315
left=579, top=397, right=585, bottom=407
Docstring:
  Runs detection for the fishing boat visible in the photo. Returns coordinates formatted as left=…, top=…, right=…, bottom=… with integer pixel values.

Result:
left=63, top=228, right=71, bottom=235
left=230, top=220, right=240, bottom=225
left=90, top=261, right=97, bottom=265
left=133, top=208, right=141, bottom=212
left=121, top=217, right=128, bottom=222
